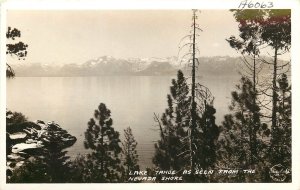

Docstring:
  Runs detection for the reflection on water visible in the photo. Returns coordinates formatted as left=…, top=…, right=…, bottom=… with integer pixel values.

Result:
left=7, top=76, right=238, bottom=168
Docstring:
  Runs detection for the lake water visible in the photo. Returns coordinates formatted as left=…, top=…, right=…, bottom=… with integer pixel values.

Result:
left=7, top=75, right=239, bottom=168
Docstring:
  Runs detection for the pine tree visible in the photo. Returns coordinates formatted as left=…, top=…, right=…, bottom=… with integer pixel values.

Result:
left=272, top=74, right=291, bottom=171
left=230, top=9, right=291, bottom=167
left=217, top=77, right=271, bottom=182
left=84, top=103, right=122, bottom=182
left=152, top=10, right=220, bottom=182
left=195, top=104, right=219, bottom=170
left=153, top=70, right=190, bottom=171
left=121, top=127, right=139, bottom=181
left=6, top=27, right=28, bottom=78
left=40, top=123, right=76, bottom=182
left=153, top=70, right=219, bottom=182
left=227, top=10, right=264, bottom=165
left=259, top=10, right=291, bottom=162
left=224, top=9, right=291, bottom=182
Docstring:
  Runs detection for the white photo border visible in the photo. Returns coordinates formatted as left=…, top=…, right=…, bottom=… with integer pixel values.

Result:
left=1, top=0, right=299, bottom=190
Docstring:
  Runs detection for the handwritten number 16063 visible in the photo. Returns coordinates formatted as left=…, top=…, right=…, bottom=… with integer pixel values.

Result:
left=238, top=0, right=274, bottom=9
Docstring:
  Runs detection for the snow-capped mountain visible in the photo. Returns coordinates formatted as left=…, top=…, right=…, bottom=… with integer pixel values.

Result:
left=11, top=56, right=261, bottom=77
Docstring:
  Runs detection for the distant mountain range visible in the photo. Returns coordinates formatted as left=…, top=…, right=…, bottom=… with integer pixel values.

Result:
left=11, top=56, right=278, bottom=77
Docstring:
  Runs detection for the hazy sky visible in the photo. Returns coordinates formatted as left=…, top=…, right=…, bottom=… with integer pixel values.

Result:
left=7, top=10, right=243, bottom=65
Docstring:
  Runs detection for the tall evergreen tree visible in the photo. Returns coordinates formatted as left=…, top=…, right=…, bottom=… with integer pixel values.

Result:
left=153, top=70, right=219, bottom=182
left=258, top=10, right=291, bottom=163
left=272, top=73, right=291, bottom=170
left=84, top=103, right=122, bottom=182
left=230, top=9, right=291, bottom=167
left=39, top=123, right=75, bottom=182
left=195, top=104, right=219, bottom=171
left=227, top=10, right=265, bottom=165
left=121, top=127, right=139, bottom=181
left=153, top=70, right=190, bottom=171
left=217, top=77, right=271, bottom=182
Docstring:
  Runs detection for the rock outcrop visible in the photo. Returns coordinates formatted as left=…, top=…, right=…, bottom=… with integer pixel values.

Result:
left=6, top=120, right=77, bottom=178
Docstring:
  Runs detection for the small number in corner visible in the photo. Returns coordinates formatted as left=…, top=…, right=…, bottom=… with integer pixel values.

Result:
left=238, top=0, right=274, bottom=9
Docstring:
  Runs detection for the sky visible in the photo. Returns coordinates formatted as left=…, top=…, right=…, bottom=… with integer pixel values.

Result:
left=6, top=10, right=258, bottom=65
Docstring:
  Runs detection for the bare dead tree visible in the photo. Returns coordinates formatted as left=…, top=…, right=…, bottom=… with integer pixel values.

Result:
left=178, top=9, right=215, bottom=172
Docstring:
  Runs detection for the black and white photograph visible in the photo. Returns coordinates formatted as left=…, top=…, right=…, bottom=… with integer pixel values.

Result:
left=1, top=0, right=299, bottom=188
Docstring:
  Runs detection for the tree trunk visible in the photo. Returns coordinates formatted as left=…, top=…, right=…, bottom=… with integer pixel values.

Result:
left=271, top=47, right=278, bottom=156
left=190, top=10, right=197, bottom=171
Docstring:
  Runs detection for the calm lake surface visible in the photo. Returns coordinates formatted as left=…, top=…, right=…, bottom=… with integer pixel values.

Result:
left=7, top=76, right=239, bottom=168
